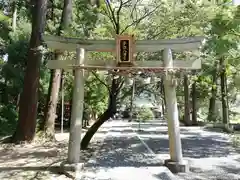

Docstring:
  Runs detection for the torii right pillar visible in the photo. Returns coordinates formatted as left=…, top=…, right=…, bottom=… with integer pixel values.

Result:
left=163, top=48, right=189, bottom=173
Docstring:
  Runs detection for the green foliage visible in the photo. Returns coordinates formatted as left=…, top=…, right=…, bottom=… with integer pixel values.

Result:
left=205, top=6, right=240, bottom=57
left=0, top=34, right=29, bottom=100
left=0, top=104, right=18, bottom=136
left=84, top=72, right=108, bottom=117
left=0, top=19, right=30, bottom=135
left=0, top=12, right=10, bottom=49
left=9, top=18, right=31, bottom=41
left=72, top=0, right=99, bottom=37
left=0, top=0, right=239, bottom=138
left=0, top=11, right=10, bottom=22
left=232, top=133, right=240, bottom=149
left=135, top=106, right=154, bottom=122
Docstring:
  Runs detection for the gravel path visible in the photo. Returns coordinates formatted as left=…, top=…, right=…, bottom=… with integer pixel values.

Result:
left=80, top=120, right=240, bottom=180
left=132, top=120, right=240, bottom=180
left=80, top=120, right=178, bottom=180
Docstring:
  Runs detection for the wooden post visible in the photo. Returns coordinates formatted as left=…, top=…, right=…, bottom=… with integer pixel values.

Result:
left=61, top=73, right=64, bottom=134
left=163, top=48, right=188, bottom=173
left=67, top=47, right=85, bottom=164
left=129, top=79, right=135, bottom=122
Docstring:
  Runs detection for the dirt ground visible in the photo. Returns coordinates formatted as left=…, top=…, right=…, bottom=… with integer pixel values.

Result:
left=0, top=132, right=100, bottom=180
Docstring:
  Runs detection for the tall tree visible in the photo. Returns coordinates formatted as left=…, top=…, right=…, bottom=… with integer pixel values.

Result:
left=160, top=78, right=166, bottom=116
left=191, top=72, right=198, bottom=125
left=220, top=57, right=229, bottom=126
left=11, top=0, right=48, bottom=142
left=207, top=62, right=218, bottom=122
left=206, top=5, right=240, bottom=127
left=11, top=1, right=17, bottom=32
left=40, top=0, right=73, bottom=139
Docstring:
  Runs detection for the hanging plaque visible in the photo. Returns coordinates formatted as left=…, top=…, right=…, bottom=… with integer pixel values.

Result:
left=116, top=35, right=135, bottom=66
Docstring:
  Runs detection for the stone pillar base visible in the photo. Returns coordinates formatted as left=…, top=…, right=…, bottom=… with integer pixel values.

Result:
left=60, top=161, right=84, bottom=179
left=164, top=159, right=189, bottom=173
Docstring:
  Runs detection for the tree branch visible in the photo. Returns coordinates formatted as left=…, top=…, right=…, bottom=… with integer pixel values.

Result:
left=121, top=5, right=160, bottom=34
left=116, top=0, right=124, bottom=33
left=146, top=29, right=166, bottom=40
left=130, top=0, right=139, bottom=19
left=102, top=7, right=117, bottom=32
left=117, top=87, right=132, bottom=101
left=116, top=79, right=125, bottom=94
left=105, top=0, right=119, bottom=34
left=230, top=29, right=240, bottom=37
left=91, top=71, right=111, bottom=93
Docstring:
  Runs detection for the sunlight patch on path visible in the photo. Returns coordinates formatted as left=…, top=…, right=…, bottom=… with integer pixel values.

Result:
left=80, top=166, right=179, bottom=180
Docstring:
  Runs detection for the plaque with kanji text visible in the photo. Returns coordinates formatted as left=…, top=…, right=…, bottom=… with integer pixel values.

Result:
left=116, top=35, right=135, bottom=66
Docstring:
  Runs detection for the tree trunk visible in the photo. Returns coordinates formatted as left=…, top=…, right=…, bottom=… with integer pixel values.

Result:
left=11, top=0, right=47, bottom=143
left=16, top=93, right=20, bottom=112
left=41, top=0, right=72, bottom=138
left=191, top=80, right=197, bottom=125
left=12, top=1, right=17, bottom=32
left=207, top=62, right=218, bottom=122
left=68, top=89, right=74, bottom=128
left=81, top=78, right=118, bottom=150
left=183, top=74, right=192, bottom=126
left=41, top=68, right=61, bottom=137
left=160, top=77, right=166, bottom=116
left=60, top=71, right=65, bottom=133
left=82, top=104, right=88, bottom=129
left=220, top=57, right=229, bottom=127
left=129, top=79, right=135, bottom=122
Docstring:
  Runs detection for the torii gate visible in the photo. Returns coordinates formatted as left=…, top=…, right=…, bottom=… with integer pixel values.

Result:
left=43, top=34, right=204, bottom=174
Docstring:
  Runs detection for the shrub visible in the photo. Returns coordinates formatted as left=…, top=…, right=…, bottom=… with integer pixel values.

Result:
left=232, top=133, right=240, bottom=151
left=136, top=106, right=154, bottom=122
left=0, top=104, right=18, bottom=136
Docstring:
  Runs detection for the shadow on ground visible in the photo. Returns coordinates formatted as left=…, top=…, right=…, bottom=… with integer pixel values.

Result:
left=82, top=131, right=240, bottom=180
left=0, top=139, right=102, bottom=180
left=84, top=136, right=161, bottom=168
left=132, top=121, right=240, bottom=180
left=142, top=135, right=236, bottom=158
left=82, top=135, right=174, bottom=180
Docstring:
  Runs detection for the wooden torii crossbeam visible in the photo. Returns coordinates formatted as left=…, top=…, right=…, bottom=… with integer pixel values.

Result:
left=47, top=59, right=201, bottom=71
left=43, top=34, right=205, bottom=174
left=43, top=35, right=204, bottom=52
left=44, top=35, right=203, bottom=71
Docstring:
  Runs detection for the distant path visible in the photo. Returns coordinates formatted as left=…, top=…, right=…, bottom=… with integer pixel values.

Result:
left=80, top=119, right=240, bottom=180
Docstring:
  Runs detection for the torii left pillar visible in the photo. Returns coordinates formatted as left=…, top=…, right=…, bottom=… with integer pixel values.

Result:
left=61, top=47, right=85, bottom=176
left=68, top=47, right=85, bottom=163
